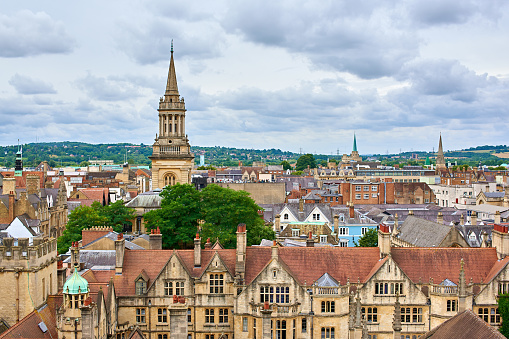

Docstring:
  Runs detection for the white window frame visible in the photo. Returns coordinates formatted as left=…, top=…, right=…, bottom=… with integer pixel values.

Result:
left=339, top=227, right=348, bottom=235
left=355, top=194, right=361, bottom=200
left=320, top=235, right=327, bottom=243
left=361, top=227, right=368, bottom=235
left=363, top=194, right=369, bottom=199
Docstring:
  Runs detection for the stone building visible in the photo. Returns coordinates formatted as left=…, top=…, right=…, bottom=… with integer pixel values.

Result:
left=5, top=225, right=509, bottom=338
left=150, top=43, right=194, bottom=189
left=0, top=237, right=58, bottom=329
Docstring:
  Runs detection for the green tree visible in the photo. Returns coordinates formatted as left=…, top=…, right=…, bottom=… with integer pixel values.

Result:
left=57, top=201, right=136, bottom=254
left=320, top=160, right=327, bottom=167
left=144, top=184, right=275, bottom=249
left=144, top=184, right=202, bottom=249
left=295, top=154, right=317, bottom=171
left=499, top=294, right=509, bottom=337
left=57, top=206, right=107, bottom=253
left=79, top=161, right=91, bottom=167
left=280, top=160, right=292, bottom=171
left=99, top=200, right=136, bottom=232
left=354, top=228, right=378, bottom=247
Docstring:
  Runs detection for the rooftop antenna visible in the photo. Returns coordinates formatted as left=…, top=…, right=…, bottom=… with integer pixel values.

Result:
left=171, top=39, right=173, bottom=53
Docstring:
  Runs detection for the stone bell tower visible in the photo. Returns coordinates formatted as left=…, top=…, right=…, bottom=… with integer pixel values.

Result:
left=150, top=41, right=194, bottom=189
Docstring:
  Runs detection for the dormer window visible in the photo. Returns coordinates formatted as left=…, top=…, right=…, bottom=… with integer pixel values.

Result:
left=136, top=280, right=147, bottom=295
left=284, top=213, right=289, bottom=220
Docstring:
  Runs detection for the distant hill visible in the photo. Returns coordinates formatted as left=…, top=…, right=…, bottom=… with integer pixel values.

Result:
left=0, top=142, right=506, bottom=168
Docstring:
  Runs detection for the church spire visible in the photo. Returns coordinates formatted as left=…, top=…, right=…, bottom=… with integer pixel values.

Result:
left=436, top=133, right=446, bottom=170
left=353, top=133, right=358, bottom=153
left=165, top=40, right=179, bottom=98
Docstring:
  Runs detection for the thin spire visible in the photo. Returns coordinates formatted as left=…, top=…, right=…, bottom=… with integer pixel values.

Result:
left=436, top=133, right=446, bottom=169
left=165, top=40, right=179, bottom=97
left=353, top=133, right=358, bottom=152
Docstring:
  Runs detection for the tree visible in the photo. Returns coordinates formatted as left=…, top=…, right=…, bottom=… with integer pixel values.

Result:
left=58, top=206, right=107, bottom=253
left=354, top=228, right=378, bottom=247
left=143, top=184, right=202, bottom=249
left=295, top=154, right=317, bottom=171
left=79, top=161, right=91, bottom=167
left=144, top=184, right=275, bottom=249
left=57, top=200, right=136, bottom=254
left=280, top=160, right=292, bottom=171
left=499, top=294, right=509, bottom=337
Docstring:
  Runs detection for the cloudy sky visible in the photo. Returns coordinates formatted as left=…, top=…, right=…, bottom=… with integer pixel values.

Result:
left=1, top=1, right=508, bottom=155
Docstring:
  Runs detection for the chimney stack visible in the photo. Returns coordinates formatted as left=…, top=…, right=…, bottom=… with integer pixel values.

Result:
left=306, top=232, right=314, bottom=247
left=236, top=224, right=247, bottom=283
left=334, top=215, right=339, bottom=230
left=299, top=198, right=304, bottom=213
left=437, top=212, right=443, bottom=224
left=460, top=214, right=465, bottom=226
left=115, top=233, right=125, bottom=274
left=495, top=211, right=501, bottom=224
left=26, top=175, right=40, bottom=196
left=275, top=214, right=281, bottom=232
left=378, top=224, right=391, bottom=258
left=271, top=240, right=278, bottom=259
left=194, top=233, right=201, bottom=267
left=408, top=210, right=414, bottom=216
left=3, top=178, right=16, bottom=199
left=8, top=191, right=15, bottom=223
left=349, top=202, right=355, bottom=219
left=471, top=211, right=477, bottom=226
left=149, top=227, right=162, bottom=250
left=204, top=238, right=212, bottom=249
left=71, top=241, right=80, bottom=269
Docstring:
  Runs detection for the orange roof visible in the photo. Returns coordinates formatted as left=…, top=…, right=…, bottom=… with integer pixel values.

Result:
left=391, top=247, right=499, bottom=284
left=0, top=295, right=60, bottom=339
left=278, top=247, right=382, bottom=285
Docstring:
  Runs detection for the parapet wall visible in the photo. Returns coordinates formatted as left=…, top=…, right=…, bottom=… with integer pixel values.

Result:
left=0, top=238, right=58, bottom=269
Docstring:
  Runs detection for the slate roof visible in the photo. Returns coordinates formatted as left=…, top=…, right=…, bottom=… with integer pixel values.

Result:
left=420, top=309, right=505, bottom=338
left=484, top=192, right=505, bottom=199
left=396, top=215, right=454, bottom=247
left=81, top=232, right=145, bottom=250
left=455, top=224, right=493, bottom=247
left=315, top=273, right=339, bottom=287
left=63, top=250, right=117, bottom=269
left=125, top=192, right=162, bottom=208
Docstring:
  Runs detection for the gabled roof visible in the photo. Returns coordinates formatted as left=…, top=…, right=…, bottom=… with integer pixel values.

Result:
left=0, top=295, right=61, bottom=339
left=396, top=215, right=454, bottom=247
left=420, top=309, right=505, bottom=338
left=391, top=247, right=499, bottom=284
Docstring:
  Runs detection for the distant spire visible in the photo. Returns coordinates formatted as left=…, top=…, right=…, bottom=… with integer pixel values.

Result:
left=165, top=40, right=179, bottom=97
left=353, top=133, right=358, bottom=153
left=436, top=133, right=446, bottom=170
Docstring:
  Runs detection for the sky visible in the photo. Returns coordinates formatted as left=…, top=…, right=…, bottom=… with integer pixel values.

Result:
left=0, top=0, right=508, bottom=156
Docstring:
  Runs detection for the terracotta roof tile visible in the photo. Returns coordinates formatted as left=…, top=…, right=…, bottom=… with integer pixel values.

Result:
left=392, top=247, right=499, bottom=284
left=278, top=247, right=381, bottom=285
left=420, top=309, right=505, bottom=338
left=0, top=295, right=60, bottom=339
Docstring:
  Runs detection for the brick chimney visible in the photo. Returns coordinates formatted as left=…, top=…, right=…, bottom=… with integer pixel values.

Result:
left=460, top=214, right=465, bottom=226
left=349, top=202, right=355, bottom=219
left=149, top=226, right=162, bottom=250
left=275, top=214, right=281, bottom=232
left=204, top=238, right=212, bottom=249
left=333, top=215, right=339, bottom=230
left=115, top=233, right=125, bottom=274
left=8, top=191, right=15, bottom=222
left=194, top=233, right=201, bottom=267
left=299, top=198, right=304, bottom=213
left=82, top=226, right=113, bottom=247
left=306, top=232, right=314, bottom=247
left=236, top=224, right=247, bottom=282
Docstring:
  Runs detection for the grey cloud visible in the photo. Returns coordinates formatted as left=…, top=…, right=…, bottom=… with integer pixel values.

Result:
left=223, top=1, right=419, bottom=79
left=397, top=59, right=491, bottom=102
left=0, top=10, right=75, bottom=58
left=75, top=73, right=143, bottom=101
left=9, top=74, right=57, bottom=95
left=115, top=17, right=226, bottom=65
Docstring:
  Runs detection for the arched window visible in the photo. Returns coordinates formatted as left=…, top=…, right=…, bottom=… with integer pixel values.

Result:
left=164, top=173, right=177, bottom=187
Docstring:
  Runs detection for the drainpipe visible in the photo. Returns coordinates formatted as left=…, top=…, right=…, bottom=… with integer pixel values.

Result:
left=384, top=182, right=387, bottom=204
left=15, top=272, right=20, bottom=322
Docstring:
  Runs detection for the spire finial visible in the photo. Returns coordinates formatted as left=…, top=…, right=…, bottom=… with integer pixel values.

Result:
left=171, top=39, right=173, bottom=53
